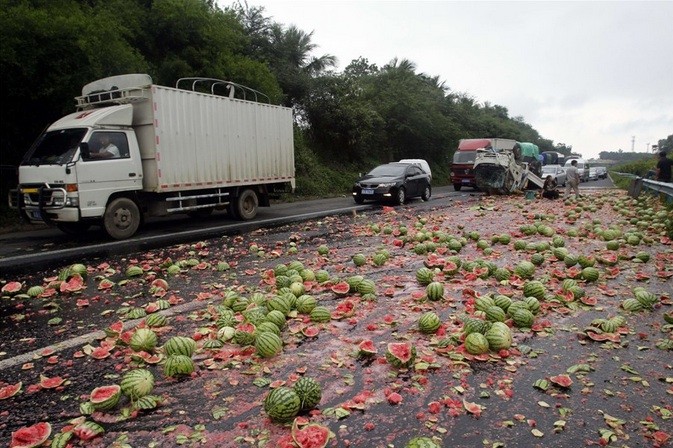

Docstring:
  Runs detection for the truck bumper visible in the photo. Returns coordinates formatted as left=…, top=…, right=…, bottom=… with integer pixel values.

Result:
left=23, top=205, right=81, bottom=223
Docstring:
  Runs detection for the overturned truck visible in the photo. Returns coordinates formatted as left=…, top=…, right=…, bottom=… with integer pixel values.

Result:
left=473, top=142, right=543, bottom=194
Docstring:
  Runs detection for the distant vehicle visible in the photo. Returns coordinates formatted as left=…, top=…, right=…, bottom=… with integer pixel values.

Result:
left=588, top=167, right=596, bottom=180
left=399, top=159, right=431, bottom=181
left=564, top=158, right=589, bottom=182
left=595, top=166, right=608, bottom=179
left=353, top=162, right=431, bottom=205
left=541, top=164, right=567, bottom=186
left=541, top=151, right=566, bottom=167
left=450, top=138, right=517, bottom=191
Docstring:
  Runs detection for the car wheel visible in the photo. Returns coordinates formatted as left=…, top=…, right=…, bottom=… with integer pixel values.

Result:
left=395, top=187, right=406, bottom=206
left=354, top=195, right=364, bottom=204
left=453, top=184, right=462, bottom=191
left=421, top=185, right=431, bottom=201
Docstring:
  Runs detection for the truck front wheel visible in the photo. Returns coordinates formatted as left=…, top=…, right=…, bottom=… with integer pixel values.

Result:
left=231, top=189, right=258, bottom=220
left=103, top=197, right=141, bottom=240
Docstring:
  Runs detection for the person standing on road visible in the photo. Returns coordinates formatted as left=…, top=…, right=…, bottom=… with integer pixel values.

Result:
left=564, top=160, right=581, bottom=199
left=655, top=151, right=672, bottom=182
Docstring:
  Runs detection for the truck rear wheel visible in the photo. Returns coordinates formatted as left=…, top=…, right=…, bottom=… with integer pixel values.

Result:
left=231, top=189, right=258, bottom=220
left=104, top=197, right=141, bottom=240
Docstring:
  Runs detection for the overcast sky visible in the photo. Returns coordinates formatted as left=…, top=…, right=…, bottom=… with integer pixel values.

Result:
left=239, top=0, right=673, bottom=160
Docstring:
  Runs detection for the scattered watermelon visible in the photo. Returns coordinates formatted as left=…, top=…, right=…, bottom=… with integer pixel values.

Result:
left=358, top=339, right=378, bottom=357
left=291, top=420, right=334, bottom=448
left=9, top=422, right=51, bottom=448
left=549, top=374, right=573, bottom=388
left=0, top=381, right=22, bottom=400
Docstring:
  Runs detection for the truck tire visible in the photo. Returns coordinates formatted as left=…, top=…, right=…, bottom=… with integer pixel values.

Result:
left=231, top=189, right=258, bottom=220
left=103, top=197, right=141, bottom=240
left=57, top=222, right=91, bottom=235
left=453, top=184, right=462, bottom=191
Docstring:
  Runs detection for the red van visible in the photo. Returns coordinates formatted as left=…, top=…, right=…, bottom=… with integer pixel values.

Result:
left=450, top=138, right=517, bottom=190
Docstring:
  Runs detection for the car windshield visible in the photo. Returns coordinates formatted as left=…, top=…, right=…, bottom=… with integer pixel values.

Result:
left=22, top=128, right=87, bottom=166
left=367, top=164, right=406, bottom=177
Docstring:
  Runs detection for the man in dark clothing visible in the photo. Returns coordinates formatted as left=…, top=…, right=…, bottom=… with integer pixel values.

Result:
left=656, top=151, right=673, bottom=182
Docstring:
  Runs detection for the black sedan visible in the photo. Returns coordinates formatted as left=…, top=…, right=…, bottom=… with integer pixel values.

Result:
left=352, top=162, right=431, bottom=205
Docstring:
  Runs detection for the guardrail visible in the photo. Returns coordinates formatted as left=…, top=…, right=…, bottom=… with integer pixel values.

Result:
left=611, top=172, right=673, bottom=202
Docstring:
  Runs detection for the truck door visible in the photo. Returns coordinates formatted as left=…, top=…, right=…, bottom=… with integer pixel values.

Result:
left=76, top=131, right=142, bottom=218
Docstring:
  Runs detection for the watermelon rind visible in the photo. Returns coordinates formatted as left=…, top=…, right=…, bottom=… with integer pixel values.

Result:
left=385, top=342, right=417, bottom=368
left=163, top=336, right=196, bottom=357
left=90, top=385, right=121, bottom=411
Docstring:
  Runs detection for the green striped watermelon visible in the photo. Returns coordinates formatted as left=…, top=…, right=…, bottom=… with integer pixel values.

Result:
left=418, top=312, right=441, bottom=334
left=162, top=336, right=196, bottom=357
left=163, top=355, right=195, bottom=377
left=464, top=332, right=490, bottom=355
left=129, top=328, right=157, bottom=352
left=293, top=377, right=322, bottom=410
left=310, top=306, right=332, bottom=323
left=255, top=332, right=283, bottom=358
left=264, top=387, right=301, bottom=423
left=120, top=369, right=154, bottom=399
left=484, top=322, right=512, bottom=350
left=425, top=282, right=444, bottom=301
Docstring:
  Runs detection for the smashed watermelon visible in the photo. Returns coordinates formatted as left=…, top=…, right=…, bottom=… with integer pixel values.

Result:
left=0, top=381, right=22, bottom=400
left=10, top=422, right=51, bottom=448
left=292, top=420, right=334, bottom=448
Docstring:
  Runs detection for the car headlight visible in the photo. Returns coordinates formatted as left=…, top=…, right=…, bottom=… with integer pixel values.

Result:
left=378, top=182, right=396, bottom=188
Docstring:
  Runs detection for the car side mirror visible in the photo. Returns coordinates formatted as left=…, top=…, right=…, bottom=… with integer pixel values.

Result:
left=80, top=142, right=90, bottom=159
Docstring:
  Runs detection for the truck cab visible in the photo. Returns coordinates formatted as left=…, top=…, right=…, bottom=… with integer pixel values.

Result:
left=14, top=104, right=144, bottom=237
left=451, top=138, right=517, bottom=191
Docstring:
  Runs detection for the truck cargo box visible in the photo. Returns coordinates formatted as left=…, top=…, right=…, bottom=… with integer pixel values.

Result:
left=144, top=86, right=294, bottom=193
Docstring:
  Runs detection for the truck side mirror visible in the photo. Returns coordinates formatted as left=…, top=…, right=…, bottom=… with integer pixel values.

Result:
left=80, top=142, right=90, bottom=159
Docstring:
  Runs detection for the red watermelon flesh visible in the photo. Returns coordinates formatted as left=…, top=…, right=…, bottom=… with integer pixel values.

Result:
left=292, top=422, right=332, bottom=448
left=0, top=382, right=22, bottom=400
left=549, top=374, right=573, bottom=388
left=10, top=422, right=51, bottom=448
left=331, top=281, right=350, bottom=295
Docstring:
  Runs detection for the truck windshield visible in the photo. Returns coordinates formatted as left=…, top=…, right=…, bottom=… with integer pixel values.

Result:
left=453, top=151, right=476, bottom=164
left=22, top=128, right=86, bottom=166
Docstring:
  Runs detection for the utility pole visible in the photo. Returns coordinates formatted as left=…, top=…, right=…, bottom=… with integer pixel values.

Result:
left=646, top=142, right=650, bottom=152
left=631, top=136, right=635, bottom=152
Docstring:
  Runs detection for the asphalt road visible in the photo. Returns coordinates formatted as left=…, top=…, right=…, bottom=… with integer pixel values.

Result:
left=0, top=179, right=614, bottom=276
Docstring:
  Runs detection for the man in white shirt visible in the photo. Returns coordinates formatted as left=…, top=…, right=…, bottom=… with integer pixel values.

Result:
left=564, top=160, right=581, bottom=199
left=90, top=135, right=120, bottom=159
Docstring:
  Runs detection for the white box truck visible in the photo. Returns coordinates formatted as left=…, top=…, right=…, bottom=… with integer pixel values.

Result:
left=10, top=74, right=295, bottom=239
